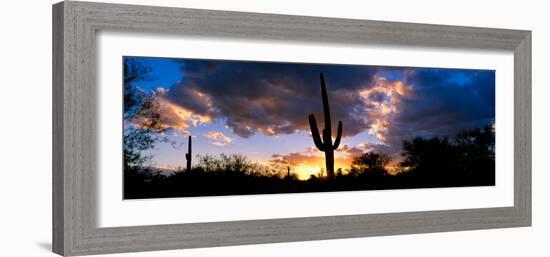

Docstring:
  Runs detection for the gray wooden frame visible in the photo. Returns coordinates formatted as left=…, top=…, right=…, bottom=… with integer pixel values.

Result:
left=52, top=1, right=531, bottom=256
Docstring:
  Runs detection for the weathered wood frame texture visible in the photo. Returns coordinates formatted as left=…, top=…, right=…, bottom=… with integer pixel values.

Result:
left=52, top=1, right=531, bottom=256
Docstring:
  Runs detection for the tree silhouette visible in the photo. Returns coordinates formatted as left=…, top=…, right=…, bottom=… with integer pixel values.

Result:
left=123, top=58, right=171, bottom=180
left=400, top=137, right=456, bottom=179
left=399, top=125, right=495, bottom=186
left=349, top=152, right=390, bottom=177
left=124, top=58, right=154, bottom=85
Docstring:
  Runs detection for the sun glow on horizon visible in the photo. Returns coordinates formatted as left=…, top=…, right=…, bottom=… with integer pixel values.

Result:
left=291, top=161, right=352, bottom=180
left=293, top=164, right=321, bottom=180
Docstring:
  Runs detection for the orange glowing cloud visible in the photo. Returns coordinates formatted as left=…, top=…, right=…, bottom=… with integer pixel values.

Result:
left=358, top=142, right=384, bottom=150
left=156, top=97, right=213, bottom=135
left=205, top=131, right=232, bottom=146
left=359, top=76, right=413, bottom=142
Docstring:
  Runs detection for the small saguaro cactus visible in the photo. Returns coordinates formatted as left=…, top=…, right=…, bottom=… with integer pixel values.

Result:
left=287, top=166, right=291, bottom=178
left=308, top=73, right=343, bottom=179
left=185, top=135, right=192, bottom=171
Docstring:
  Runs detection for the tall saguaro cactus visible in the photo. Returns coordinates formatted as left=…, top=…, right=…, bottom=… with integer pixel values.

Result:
left=185, top=135, right=192, bottom=171
left=308, top=73, right=343, bottom=179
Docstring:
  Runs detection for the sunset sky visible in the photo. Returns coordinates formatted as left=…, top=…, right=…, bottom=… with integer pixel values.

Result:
left=124, top=56, right=495, bottom=180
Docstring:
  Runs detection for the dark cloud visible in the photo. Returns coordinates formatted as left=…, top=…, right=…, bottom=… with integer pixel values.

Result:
left=402, top=68, right=495, bottom=134
left=165, top=60, right=377, bottom=138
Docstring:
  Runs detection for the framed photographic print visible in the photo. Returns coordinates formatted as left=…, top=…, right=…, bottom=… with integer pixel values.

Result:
left=52, top=1, right=531, bottom=256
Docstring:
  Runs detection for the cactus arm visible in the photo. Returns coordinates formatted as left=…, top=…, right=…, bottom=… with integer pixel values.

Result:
left=308, top=114, right=326, bottom=151
left=332, top=121, right=343, bottom=150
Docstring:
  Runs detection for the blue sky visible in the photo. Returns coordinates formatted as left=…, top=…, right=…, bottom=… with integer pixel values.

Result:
left=124, top=56, right=495, bottom=179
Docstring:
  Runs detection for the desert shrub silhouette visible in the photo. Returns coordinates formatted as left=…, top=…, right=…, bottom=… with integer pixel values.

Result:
left=398, top=125, right=495, bottom=188
left=124, top=125, right=494, bottom=199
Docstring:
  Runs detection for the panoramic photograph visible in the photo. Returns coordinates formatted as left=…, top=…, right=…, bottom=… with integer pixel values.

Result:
left=123, top=56, right=495, bottom=199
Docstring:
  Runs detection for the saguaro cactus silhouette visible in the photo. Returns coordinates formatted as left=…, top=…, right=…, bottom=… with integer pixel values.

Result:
left=308, top=73, right=343, bottom=179
left=185, top=135, right=192, bottom=171
left=287, top=166, right=291, bottom=178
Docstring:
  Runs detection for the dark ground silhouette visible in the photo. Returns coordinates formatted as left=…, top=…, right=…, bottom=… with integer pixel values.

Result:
left=124, top=126, right=495, bottom=199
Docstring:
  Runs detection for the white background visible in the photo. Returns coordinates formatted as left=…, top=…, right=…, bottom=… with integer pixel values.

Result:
left=0, top=0, right=548, bottom=256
